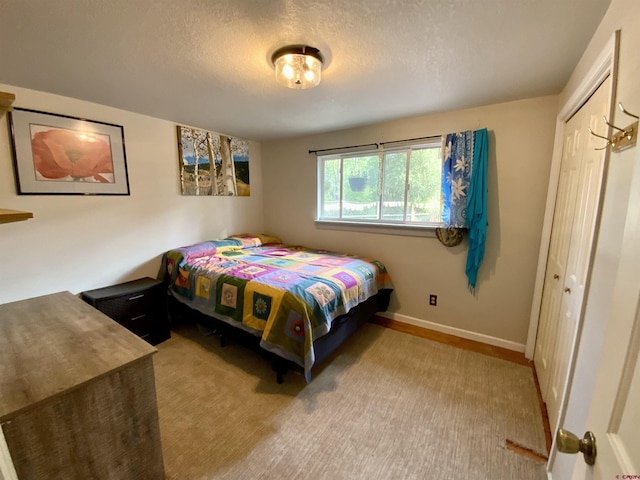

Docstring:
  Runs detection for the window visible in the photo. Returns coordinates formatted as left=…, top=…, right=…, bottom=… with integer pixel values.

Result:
left=317, top=139, right=443, bottom=228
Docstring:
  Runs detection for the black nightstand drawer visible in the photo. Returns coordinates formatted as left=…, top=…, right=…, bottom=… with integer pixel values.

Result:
left=96, top=290, right=157, bottom=323
left=117, top=311, right=153, bottom=336
left=81, top=277, right=170, bottom=345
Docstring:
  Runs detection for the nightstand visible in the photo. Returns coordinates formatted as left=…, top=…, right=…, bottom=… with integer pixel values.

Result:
left=81, top=277, right=170, bottom=345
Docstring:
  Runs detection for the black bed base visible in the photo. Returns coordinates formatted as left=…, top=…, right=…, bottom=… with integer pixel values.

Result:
left=167, top=289, right=391, bottom=383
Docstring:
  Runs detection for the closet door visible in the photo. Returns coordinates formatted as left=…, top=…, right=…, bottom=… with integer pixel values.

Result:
left=534, top=75, right=611, bottom=430
left=534, top=105, right=584, bottom=404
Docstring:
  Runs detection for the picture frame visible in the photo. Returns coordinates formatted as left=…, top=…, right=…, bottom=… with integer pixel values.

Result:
left=176, top=125, right=250, bottom=196
left=8, top=108, right=130, bottom=195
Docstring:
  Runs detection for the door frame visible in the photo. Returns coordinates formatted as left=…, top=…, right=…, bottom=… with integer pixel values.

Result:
left=525, top=31, right=619, bottom=359
left=525, top=30, right=620, bottom=474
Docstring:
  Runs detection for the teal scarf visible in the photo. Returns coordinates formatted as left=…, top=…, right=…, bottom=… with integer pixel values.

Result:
left=465, top=129, right=488, bottom=291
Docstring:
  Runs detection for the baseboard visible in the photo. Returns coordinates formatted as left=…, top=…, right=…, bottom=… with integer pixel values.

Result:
left=531, top=363, right=553, bottom=454
left=373, top=313, right=530, bottom=366
left=376, top=312, right=526, bottom=353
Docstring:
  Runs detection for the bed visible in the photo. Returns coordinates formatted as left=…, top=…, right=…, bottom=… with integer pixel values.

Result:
left=159, top=234, right=393, bottom=382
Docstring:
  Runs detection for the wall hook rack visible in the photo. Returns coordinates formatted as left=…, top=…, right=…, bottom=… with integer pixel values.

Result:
left=589, top=102, right=638, bottom=152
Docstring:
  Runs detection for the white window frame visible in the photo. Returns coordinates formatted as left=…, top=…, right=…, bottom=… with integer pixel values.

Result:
left=315, top=138, right=444, bottom=232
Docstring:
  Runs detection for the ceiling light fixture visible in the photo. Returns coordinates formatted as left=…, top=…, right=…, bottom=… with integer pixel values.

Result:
left=271, top=45, right=324, bottom=89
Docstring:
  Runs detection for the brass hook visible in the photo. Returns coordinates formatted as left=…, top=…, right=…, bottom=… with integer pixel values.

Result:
left=588, top=127, right=611, bottom=149
left=588, top=127, right=609, bottom=141
left=619, top=102, right=639, bottom=120
left=603, top=116, right=626, bottom=133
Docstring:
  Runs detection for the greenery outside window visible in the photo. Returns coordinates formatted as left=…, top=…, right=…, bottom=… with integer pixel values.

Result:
left=317, top=139, right=443, bottom=228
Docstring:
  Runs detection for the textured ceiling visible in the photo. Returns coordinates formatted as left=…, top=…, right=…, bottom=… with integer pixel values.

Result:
left=0, top=0, right=611, bottom=141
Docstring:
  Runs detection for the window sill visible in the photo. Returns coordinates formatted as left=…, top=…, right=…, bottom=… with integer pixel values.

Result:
left=314, top=219, right=442, bottom=238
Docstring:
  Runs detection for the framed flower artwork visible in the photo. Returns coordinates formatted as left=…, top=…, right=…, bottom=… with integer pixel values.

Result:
left=8, top=108, right=129, bottom=195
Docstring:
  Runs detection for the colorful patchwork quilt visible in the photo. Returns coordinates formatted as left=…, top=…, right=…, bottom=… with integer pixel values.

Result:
left=160, top=234, right=393, bottom=380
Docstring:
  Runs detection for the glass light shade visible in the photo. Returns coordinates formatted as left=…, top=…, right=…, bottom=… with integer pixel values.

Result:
left=272, top=46, right=323, bottom=89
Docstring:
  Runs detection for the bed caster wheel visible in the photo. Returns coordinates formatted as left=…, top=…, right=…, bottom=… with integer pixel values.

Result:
left=276, top=372, right=284, bottom=384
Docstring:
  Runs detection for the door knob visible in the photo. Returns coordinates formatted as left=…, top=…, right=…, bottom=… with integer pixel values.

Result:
left=564, top=287, right=572, bottom=293
left=556, top=429, right=597, bottom=465
left=553, top=274, right=560, bottom=280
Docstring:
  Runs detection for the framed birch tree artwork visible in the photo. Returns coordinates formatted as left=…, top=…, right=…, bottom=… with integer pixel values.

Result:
left=176, top=126, right=250, bottom=196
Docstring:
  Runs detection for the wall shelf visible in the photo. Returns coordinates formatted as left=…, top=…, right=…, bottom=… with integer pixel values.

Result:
left=0, top=209, right=34, bottom=224
left=0, top=95, right=28, bottom=225
left=0, top=91, right=15, bottom=118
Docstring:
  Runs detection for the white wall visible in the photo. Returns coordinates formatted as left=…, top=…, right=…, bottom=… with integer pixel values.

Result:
left=0, top=86, right=558, bottom=349
left=550, top=0, right=640, bottom=477
left=262, top=96, right=558, bottom=347
left=0, top=84, right=264, bottom=304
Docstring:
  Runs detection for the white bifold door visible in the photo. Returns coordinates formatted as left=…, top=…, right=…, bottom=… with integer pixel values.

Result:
left=534, top=75, right=612, bottom=430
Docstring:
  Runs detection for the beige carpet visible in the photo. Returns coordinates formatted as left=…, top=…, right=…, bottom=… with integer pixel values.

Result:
left=153, top=322, right=547, bottom=480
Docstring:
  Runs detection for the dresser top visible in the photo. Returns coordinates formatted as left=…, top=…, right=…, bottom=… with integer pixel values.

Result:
left=0, top=291, right=157, bottom=420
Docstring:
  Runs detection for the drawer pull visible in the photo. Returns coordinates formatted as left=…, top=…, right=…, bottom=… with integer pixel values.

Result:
left=128, top=294, right=145, bottom=301
left=131, top=314, right=147, bottom=321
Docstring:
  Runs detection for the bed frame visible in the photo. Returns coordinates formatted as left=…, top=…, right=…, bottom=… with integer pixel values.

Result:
left=167, top=289, right=392, bottom=383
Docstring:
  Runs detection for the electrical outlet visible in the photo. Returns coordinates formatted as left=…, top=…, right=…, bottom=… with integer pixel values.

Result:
left=429, top=294, right=437, bottom=306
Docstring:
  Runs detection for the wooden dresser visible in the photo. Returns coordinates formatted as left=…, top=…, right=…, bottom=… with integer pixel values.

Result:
left=0, top=292, right=165, bottom=479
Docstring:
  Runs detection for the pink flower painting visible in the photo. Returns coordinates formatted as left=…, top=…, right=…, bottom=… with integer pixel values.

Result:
left=30, top=127, right=114, bottom=183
